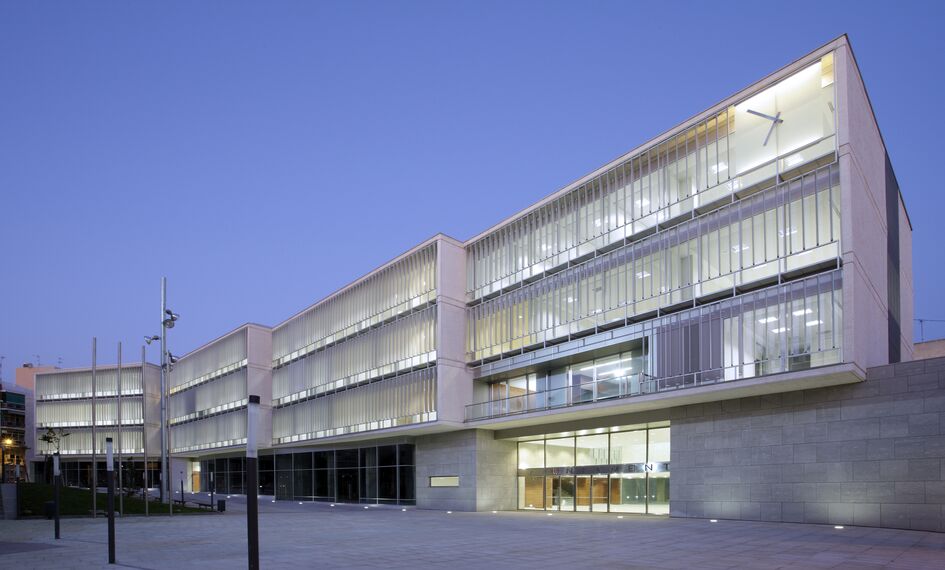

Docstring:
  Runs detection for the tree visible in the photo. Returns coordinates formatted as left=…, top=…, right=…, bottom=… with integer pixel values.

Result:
left=39, top=427, right=70, bottom=455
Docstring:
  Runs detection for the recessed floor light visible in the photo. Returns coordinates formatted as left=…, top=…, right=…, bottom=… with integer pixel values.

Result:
left=547, top=513, right=553, bottom=516
left=447, top=511, right=453, bottom=514
left=834, top=525, right=844, bottom=529
left=492, top=511, right=497, bottom=514
left=710, top=519, right=718, bottom=523
left=617, top=516, right=624, bottom=519
left=330, top=504, right=335, bottom=507
left=402, top=508, right=407, bottom=512
left=298, top=502, right=303, bottom=505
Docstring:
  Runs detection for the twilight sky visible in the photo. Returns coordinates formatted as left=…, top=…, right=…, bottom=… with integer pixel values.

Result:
left=1, top=1, right=944, bottom=377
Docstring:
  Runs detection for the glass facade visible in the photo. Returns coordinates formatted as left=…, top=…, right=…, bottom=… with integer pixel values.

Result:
left=273, top=306, right=436, bottom=405
left=37, top=397, right=145, bottom=428
left=169, top=328, right=250, bottom=453
left=273, top=367, right=436, bottom=443
left=467, top=165, right=841, bottom=363
left=35, top=367, right=144, bottom=400
left=199, top=444, right=416, bottom=505
left=35, top=459, right=162, bottom=490
left=468, top=270, right=842, bottom=420
left=466, top=55, right=835, bottom=302
left=518, top=427, right=670, bottom=514
left=169, top=329, right=247, bottom=394
left=35, top=366, right=149, bottom=456
left=273, top=242, right=440, bottom=445
left=272, top=243, right=437, bottom=367
left=466, top=54, right=846, bottom=425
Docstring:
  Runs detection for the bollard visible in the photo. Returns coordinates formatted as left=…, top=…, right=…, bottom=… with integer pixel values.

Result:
left=246, top=395, right=260, bottom=570
left=53, top=453, right=61, bottom=539
left=106, top=438, right=116, bottom=564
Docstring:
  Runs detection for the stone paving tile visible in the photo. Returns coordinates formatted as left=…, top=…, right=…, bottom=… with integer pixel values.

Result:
left=1, top=498, right=945, bottom=568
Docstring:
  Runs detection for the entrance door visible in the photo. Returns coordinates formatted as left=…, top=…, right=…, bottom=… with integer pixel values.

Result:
left=591, top=475, right=609, bottom=512
left=575, top=475, right=591, bottom=512
left=548, top=475, right=574, bottom=511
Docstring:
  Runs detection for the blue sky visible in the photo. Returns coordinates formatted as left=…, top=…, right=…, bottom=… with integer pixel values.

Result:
left=1, top=1, right=943, bottom=374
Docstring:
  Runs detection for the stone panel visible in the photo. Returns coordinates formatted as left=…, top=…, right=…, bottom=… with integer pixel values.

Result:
left=670, top=356, right=945, bottom=531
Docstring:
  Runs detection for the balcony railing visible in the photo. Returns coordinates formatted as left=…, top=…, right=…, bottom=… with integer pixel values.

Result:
left=465, top=350, right=842, bottom=422
left=466, top=373, right=655, bottom=422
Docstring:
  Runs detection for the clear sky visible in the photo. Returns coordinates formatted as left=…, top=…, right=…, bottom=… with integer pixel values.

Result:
left=1, top=1, right=943, bottom=376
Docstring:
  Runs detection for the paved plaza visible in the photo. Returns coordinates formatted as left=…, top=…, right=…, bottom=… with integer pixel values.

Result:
left=2, top=497, right=945, bottom=569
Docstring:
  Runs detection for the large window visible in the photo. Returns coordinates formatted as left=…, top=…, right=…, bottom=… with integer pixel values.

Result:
left=207, top=444, right=416, bottom=505
left=469, top=270, right=842, bottom=421
left=273, top=243, right=437, bottom=366
left=467, top=164, right=841, bottom=363
left=467, top=54, right=836, bottom=302
left=273, top=367, right=437, bottom=444
left=517, top=426, right=670, bottom=514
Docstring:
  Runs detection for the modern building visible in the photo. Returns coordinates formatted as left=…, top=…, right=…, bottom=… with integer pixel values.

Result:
left=32, top=364, right=161, bottom=488
left=1, top=383, right=33, bottom=482
left=32, top=35, right=945, bottom=530
left=14, top=363, right=57, bottom=392
left=168, top=323, right=272, bottom=495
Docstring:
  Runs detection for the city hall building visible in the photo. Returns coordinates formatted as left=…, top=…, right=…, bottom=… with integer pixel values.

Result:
left=34, top=36, right=945, bottom=531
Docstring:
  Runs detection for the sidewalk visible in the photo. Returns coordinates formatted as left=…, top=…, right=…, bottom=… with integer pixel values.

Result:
left=1, top=500, right=944, bottom=569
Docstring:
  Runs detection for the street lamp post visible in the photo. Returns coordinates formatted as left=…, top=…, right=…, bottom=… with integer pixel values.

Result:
left=159, top=277, right=179, bottom=516
left=160, top=278, right=168, bottom=513
left=91, top=337, right=97, bottom=518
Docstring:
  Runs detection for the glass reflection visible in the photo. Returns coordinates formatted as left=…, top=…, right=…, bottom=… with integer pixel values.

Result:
left=517, top=427, right=670, bottom=515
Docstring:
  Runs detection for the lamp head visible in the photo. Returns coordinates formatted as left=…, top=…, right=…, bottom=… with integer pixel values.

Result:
left=163, top=309, right=180, bottom=329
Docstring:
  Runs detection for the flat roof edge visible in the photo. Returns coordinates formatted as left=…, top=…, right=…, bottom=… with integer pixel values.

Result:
left=272, top=233, right=459, bottom=331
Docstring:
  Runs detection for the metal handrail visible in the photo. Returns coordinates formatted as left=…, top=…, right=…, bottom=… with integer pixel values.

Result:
left=465, top=349, right=842, bottom=422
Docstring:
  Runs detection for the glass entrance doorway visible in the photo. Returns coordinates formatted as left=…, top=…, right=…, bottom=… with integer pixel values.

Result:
left=516, top=426, right=670, bottom=515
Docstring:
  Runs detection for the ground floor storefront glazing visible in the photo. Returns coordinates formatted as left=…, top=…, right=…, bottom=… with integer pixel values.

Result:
left=196, top=443, right=416, bottom=505
left=516, top=425, right=670, bottom=514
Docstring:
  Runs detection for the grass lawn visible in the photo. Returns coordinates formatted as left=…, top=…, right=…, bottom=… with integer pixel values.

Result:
left=18, top=483, right=213, bottom=516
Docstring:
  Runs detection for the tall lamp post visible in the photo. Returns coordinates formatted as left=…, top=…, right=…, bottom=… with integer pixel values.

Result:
left=143, top=335, right=159, bottom=505
left=145, top=276, right=180, bottom=515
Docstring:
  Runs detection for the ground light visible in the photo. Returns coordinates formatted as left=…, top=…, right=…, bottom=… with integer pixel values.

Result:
left=710, top=519, right=718, bottom=523
left=617, top=516, right=624, bottom=519
left=834, top=526, right=844, bottom=529
left=447, top=511, right=452, bottom=514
